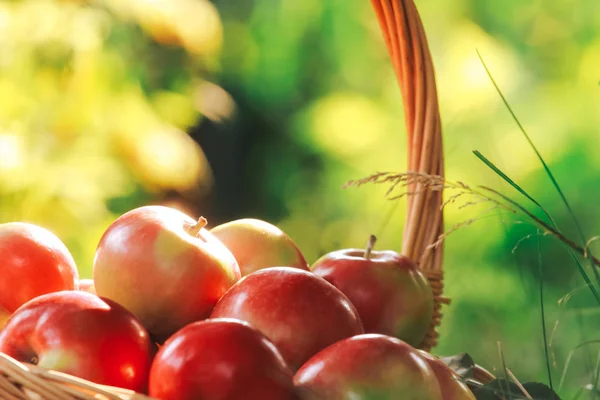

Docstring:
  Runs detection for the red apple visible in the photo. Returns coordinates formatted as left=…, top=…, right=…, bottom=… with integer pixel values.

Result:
left=149, top=318, right=298, bottom=400
left=93, top=205, right=241, bottom=341
left=417, top=350, right=476, bottom=400
left=0, top=291, right=154, bottom=392
left=210, top=218, right=310, bottom=276
left=0, top=222, right=79, bottom=316
left=294, top=334, right=442, bottom=400
left=211, top=267, right=364, bottom=371
left=78, top=278, right=96, bottom=295
left=310, top=235, right=433, bottom=347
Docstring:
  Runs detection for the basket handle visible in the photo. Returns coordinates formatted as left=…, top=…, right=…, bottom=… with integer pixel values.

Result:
left=369, top=0, right=446, bottom=350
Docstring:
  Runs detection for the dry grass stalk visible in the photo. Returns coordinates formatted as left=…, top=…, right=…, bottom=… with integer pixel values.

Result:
left=347, top=171, right=600, bottom=272
left=506, top=368, right=533, bottom=399
left=345, top=171, right=507, bottom=251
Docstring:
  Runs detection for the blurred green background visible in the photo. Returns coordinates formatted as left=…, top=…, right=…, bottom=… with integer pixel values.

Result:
left=1, top=0, right=600, bottom=396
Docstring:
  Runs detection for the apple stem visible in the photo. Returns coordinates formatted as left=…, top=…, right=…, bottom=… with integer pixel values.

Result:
left=187, top=217, right=208, bottom=237
left=365, top=234, right=377, bottom=260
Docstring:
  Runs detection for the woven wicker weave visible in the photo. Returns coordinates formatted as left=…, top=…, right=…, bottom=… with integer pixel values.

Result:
left=0, top=353, right=154, bottom=400
left=0, top=0, right=470, bottom=398
left=369, top=0, right=448, bottom=351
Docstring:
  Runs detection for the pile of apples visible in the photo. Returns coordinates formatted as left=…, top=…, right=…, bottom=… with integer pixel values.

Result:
left=0, top=205, right=476, bottom=400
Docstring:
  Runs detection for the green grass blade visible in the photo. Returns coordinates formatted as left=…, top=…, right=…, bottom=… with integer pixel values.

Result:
left=476, top=50, right=600, bottom=287
left=473, top=151, right=600, bottom=303
left=593, top=350, right=600, bottom=399
left=478, top=185, right=600, bottom=304
left=559, top=340, right=600, bottom=391
left=538, top=232, right=554, bottom=391
left=473, top=150, right=545, bottom=213
left=474, top=152, right=600, bottom=304
left=572, top=387, right=584, bottom=400
left=476, top=50, right=577, bottom=222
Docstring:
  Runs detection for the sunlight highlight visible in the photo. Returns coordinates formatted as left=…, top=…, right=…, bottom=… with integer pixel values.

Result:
left=308, top=93, right=388, bottom=158
left=0, top=134, right=23, bottom=172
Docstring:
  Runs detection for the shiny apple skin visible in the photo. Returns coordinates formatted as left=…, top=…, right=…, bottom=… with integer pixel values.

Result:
left=311, top=248, right=433, bottom=347
left=211, top=267, right=364, bottom=371
left=149, top=318, right=298, bottom=400
left=294, top=334, right=442, bottom=400
left=417, top=350, right=476, bottom=400
left=210, top=218, right=310, bottom=277
left=78, top=279, right=96, bottom=295
left=0, top=291, right=154, bottom=393
left=0, top=222, right=79, bottom=314
left=93, top=205, right=241, bottom=341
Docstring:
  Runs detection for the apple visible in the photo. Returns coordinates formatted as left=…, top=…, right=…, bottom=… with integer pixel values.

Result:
left=0, top=291, right=154, bottom=392
left=149, top=318, right=298, bottom=400
left=78, top=278, right=96, bottom=295
left=211, top=267, right=364, bottom=371
left=310, top=235, right=433, bottom=347
left=210, top=218, right=310, bottom=276
left=417, top=350, right=476, bottom=400
left=294, top=334, right=442, bottom=400
left=0, top=222, right=79, bottom=317
left=93, top=205, right=241, bottom=341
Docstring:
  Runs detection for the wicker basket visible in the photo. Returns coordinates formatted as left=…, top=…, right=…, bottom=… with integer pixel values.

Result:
left=0, top=0, right=482, bottom=398
left=0, top=353, right=153, bottom=400
left=368, top=0, right=447, bottom=351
